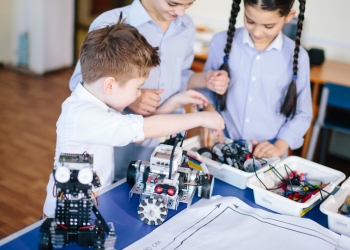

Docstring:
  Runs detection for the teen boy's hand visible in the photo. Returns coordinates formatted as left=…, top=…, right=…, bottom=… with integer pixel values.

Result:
left=205, top=70, right=229, bottom=95
left=252, top=139, right=289, bottom=158
left=128, top=88, right=164, bottom=116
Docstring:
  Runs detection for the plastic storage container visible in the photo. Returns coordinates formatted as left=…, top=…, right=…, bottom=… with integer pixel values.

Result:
left=182, top=136, right=279, bottom=189
left=320, top=176, right=350, bottom=237
left=246, top=156, right=346, bottom=217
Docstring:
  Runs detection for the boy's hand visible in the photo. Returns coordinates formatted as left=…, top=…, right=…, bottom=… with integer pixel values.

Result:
left=128, top=89, right=164, bottom=116
left=200, top=127, right=223, bottom=149
left=199, top=104, right=222, bottom=148
left=197, top=111, right=225, bottom=145
left=205, top=70, right=229, bottom=95
left=252, top=139, right=289, bottom=158
left=173, top=90, right=208, bottom=109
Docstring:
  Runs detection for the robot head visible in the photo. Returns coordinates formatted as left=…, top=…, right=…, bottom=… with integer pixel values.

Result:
left=53, top=153, right=100, bottom=191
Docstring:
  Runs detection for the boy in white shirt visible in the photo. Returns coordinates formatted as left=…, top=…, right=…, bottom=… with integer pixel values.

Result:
left=43, top=16, right=225, bottom=216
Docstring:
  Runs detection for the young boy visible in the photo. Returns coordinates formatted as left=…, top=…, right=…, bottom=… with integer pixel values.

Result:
left=43, top=17, right=225, bottom=216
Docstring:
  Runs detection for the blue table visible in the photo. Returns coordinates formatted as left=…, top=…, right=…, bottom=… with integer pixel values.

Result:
left=0, top=179, right=328, bottom=250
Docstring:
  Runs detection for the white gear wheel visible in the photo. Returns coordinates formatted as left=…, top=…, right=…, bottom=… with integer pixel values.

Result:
left=137, top=195, right=168, bottom=226
left=55, top=166, right=70, bottom=183
left=77, top=167, right=93, bottom=184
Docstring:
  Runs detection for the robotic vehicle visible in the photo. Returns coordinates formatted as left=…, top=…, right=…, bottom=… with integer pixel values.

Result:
left=127, top=137, right=214, bottom=226
left=38, top=153, right=116, bottom=250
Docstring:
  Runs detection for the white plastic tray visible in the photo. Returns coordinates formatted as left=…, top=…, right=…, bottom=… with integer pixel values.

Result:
left=182, top=136, right=279, bottom=189
left=246, top=156, right=346, bottom=217
left=320, top=176, right=350, bottom=237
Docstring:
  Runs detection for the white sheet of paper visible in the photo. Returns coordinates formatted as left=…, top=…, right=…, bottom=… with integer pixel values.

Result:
left=125, top=196, right=350, bottom=250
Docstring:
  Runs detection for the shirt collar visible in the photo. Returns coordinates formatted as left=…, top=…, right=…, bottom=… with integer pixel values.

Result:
left=74, top=82, right=110, bottom=112
left=242, top=28, right=283, bottom=51
left=129, top=0, right=152, bottom=27
left=129, top=0, right=187, bottom=29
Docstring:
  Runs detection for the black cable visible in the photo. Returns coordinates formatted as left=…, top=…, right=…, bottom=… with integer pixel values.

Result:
left=168, top=138, right=179, bottom=180
left=179, top=131, right=187, bottom=147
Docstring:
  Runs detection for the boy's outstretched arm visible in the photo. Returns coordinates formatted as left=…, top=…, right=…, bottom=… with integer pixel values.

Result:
left=143, top=111, right=225, bottom=141
left=187, top=70, right=229, bottom=95
left=154, top=90, right=208, bottom=114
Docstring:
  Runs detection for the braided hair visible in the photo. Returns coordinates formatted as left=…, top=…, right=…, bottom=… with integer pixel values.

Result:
left=219, top=0, right=306, bottom=120
left=217, top=0, right=241, bottom=111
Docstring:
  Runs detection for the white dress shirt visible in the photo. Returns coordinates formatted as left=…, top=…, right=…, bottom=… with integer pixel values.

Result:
left=43, top=83, right=144, bottom=215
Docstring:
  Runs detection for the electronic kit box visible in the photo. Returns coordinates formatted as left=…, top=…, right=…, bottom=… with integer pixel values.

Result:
left=246, top=156, right=345, bottom=217
left=182, top=135, right=279, bottom=189
left=320, top=176, right=350, bottom=236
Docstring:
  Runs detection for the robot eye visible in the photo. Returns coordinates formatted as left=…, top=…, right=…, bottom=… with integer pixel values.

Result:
left=155, top=185, right=163, bottom=194
left=77, top=168, right=93, bottom=184
left=55, top=166, right=71, bottom=183
left=167, top=187, right=176, bottom=196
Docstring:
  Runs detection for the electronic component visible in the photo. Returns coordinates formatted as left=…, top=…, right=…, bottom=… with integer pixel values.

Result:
left=38, top=153, right=116, bottom=249
left=127, top=137, right=214, bottom=226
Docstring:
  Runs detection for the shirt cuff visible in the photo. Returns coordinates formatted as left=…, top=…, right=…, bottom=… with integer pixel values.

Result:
left=277, top=126, right=304, bottom=150
left=129, top=114, right=145, bottom=143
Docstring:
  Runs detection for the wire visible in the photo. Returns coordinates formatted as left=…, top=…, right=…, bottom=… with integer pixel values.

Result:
left=179, top=131, right=187, bottom=147
left=169, top=137, right=179, bottom=180
left=79, top=225, right=95, bottom=230
left=57, top=224, right=68, bottom=230
left=91, top=191, right=98, bottom=206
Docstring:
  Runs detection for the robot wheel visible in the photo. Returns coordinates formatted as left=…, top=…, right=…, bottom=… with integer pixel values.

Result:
left=137, top=195, right=168, bottom=226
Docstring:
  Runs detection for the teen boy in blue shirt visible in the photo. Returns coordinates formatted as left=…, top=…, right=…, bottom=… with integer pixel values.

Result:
left=69, top=0, right=230, bottom=181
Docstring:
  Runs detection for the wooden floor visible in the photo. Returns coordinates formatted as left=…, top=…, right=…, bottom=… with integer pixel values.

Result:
left=0, top=66, right=72, bottom=239
left=0, top=65, right=349, bottom=241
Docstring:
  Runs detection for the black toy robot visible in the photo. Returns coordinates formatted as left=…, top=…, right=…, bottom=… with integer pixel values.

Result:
left=38, top=153, right=116, bottom=249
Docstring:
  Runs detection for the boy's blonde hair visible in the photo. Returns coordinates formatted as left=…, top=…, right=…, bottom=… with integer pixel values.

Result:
left=80, top=14, right=160, bottom=84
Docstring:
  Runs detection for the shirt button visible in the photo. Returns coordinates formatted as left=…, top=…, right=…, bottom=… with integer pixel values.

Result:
left=256, top=55, right=260, bottom=60
left=245, top=118, right=250, bottom=123
left=252, top=76, right=256, bottom=81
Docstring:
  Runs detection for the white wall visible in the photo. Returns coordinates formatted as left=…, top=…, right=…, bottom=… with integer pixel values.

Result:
left=0, top=1, right=13, bottom=64
left=187, top=0, right=350, bottom=63
left=0, top=0, right=349, bottom=71
left=0, top=0, right=74, bottom=74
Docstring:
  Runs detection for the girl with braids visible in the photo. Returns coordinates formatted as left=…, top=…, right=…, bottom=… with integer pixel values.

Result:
left=200, top=0, right=312, bottom=159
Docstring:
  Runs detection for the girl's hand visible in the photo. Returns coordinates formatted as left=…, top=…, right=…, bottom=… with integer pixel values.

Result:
left=205, top=70, right=230, bottom=95
left=252, top=139, right=289, bottom=158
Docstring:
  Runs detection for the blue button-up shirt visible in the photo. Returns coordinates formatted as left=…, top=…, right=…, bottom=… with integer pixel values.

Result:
left=69, top=0, right=195, bottom=107
left=200, top=27, right=312, bottom=150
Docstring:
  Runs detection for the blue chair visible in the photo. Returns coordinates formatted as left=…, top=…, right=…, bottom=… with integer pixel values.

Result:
left=307, top=83, right=350, bottom=163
